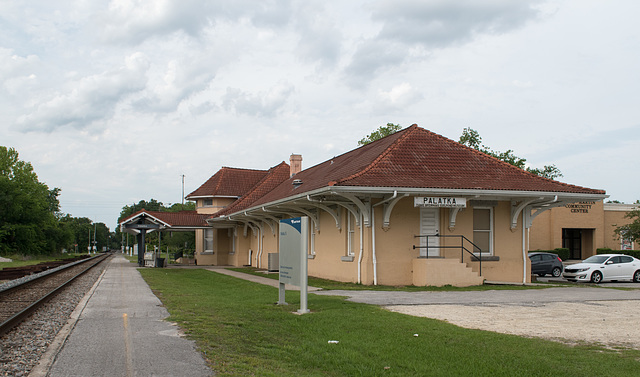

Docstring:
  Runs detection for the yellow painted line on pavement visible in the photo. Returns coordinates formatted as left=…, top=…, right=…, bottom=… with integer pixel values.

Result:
left=123, top=313, right=134, bottom=377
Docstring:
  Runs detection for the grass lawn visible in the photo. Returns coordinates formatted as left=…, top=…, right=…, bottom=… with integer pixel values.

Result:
left=0, top=253, right=89, bottom=269
left=140, top=269, right=640, bottom=376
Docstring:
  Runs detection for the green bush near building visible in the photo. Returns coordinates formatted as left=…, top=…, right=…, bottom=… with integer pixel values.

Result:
left=530, top=248, right=569, bottom=261
left=596, top=248, right=640, bottom=259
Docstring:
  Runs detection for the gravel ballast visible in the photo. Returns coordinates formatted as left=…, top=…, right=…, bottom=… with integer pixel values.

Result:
left=0, top=259, right=108, bottom=377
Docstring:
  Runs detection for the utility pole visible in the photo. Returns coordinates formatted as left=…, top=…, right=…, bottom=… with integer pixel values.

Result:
left=181, top=174, right=185, bottom=210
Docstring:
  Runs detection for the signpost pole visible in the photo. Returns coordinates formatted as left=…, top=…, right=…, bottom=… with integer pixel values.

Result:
left=298, top=218, right=309, bottom=314
left=278, top=282, right=287, bottom=305
left=137, top=230, right=145, bottom=267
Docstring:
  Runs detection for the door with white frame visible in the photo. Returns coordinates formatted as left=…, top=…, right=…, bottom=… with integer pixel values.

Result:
left=419, top=208, right=440, bottom=257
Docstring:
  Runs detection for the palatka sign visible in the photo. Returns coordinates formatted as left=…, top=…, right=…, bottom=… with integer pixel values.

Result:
left=414, top=197, right=467, bottom=208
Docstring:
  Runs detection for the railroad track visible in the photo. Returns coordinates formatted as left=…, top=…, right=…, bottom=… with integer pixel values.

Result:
left=0, top=253, right=111, bottom=336
left=0, top=254, right=92, bottom=281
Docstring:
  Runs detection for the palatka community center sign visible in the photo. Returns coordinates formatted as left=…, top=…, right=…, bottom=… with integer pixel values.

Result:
left=414, top=197, right=467, bottom=208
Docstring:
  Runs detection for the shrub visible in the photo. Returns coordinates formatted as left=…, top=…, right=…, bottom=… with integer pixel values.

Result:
left=553, top=248, right=570, bottom=261
left=529, top=248, right=569, bottom=260
left=596, top=248, right=640, bottom=259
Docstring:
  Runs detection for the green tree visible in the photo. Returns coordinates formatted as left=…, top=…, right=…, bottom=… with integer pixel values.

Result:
left=614, top=201, right=640, bottom=244
left=458, top=127, right=563, bottom=180
left=0, top=146, right=64, bottom=255
left=118, top=199, right=164, bottom=222
left=358, top=123, right=402, bottom=146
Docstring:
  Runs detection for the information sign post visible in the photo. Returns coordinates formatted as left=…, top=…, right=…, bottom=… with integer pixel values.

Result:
left=278, top=217, right=310, bottom=314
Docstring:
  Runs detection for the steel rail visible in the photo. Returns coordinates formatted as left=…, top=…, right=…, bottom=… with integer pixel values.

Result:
left=0, top=254, right=110, bottom=336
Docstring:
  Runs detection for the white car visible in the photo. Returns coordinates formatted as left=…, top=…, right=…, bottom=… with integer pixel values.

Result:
left=563, top=254, right=640, bottom=283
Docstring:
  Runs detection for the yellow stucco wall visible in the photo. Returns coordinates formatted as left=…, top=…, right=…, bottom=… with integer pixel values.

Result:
left=208, top=197, right=540, bottom=285
left=193, top=197, right=237, bottom=265
left=268, top=198, right=530, bottom=286
left=528, top=201, right=637, bottom=255
left=195, top=197, right=236, bottom=215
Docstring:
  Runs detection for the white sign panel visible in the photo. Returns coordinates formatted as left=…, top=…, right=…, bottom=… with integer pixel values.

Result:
left=414, top=197, right=467, bottom=208
left=279, top=217, right=308, bottom=287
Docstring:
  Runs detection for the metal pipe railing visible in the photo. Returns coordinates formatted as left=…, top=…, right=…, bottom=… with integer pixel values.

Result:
left=413, top=234, right=483, bottom=276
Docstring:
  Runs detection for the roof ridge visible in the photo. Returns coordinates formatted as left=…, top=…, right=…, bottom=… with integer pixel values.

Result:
left=212, top=161, right=290, bottom=218
left=219, top=166, right=268, bottom=172
left=213, top=167, right=229, bottom=194
left=335, top=124, right=418, bottom=185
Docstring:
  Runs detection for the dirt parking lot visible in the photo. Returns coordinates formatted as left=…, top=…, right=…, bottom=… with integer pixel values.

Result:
left=387, top=299, right=640, bottom=349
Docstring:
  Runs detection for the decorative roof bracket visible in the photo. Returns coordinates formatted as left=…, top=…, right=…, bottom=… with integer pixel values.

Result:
left=331, top=192, right=371, bottom=227
left=511, top=198, right=543, bottom=230
left=244, top=211, right=276, bottom=235
left=449, top=207, right=461, bottom=231
left=380, top=192, right=407, bottom=229
left=306, top=196, right=342, bottom=230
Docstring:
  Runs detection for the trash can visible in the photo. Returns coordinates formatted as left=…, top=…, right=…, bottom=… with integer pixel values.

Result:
left=155, top=258, right=165, bottom=268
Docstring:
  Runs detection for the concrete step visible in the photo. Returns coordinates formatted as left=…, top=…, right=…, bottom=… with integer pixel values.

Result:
left=412, top=258, right=484, bottom=287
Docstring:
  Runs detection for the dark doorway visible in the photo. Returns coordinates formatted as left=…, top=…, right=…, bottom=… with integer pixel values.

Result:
left=562, top=229, right=582, bottom=259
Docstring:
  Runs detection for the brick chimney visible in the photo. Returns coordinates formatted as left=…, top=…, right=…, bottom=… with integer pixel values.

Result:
left=289, top=154, right=302, bottom=177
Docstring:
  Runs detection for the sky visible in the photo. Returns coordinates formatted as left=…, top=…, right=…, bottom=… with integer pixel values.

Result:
left=2, top=0, right=639, bottom=229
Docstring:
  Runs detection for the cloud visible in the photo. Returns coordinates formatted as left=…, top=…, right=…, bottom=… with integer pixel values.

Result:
left=0, top=48, right=41, bottom=79
left=16, top=52, right=149, bottom=132
left=343, top=39, right=406, bottom=88
left=100, top=0, right=214, bottom=44
left=100, top=0, right=295, bottom=45
left=292, top=3, right=342, bottom=69
left=222, top=82, right=295, bottom=117
left=132, top=54, right=216, bottom=113
left=373, top=82, right=424, bottom=113
left=0, top=48, right=42, bottom=95
left=344, top=0, right=542, bottom=87
left=372, top=0, right=541, bottom=47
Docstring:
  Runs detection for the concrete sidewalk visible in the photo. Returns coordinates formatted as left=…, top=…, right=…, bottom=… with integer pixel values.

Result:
left=312, top=286, right=640, bottom=306
left=35, top=255, right=212, bottom=377
left=202, top=266, right=321, bottom=292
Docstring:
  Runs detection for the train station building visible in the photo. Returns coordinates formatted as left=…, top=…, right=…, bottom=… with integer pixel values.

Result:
left=180, top=125, right=625, bottom=286
left=121, top=125, right=636, bottom=285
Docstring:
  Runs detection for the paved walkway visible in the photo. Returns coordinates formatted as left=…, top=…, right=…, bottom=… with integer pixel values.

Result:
left=177, top=264, right=640, bottom=306
left=35, top=255, right=212, bottom=377
left=311, top=286, right=640, bottom=306
left=201, top=266, right=321, bottom=291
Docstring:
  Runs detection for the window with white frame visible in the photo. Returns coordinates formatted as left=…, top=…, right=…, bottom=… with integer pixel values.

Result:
left=310, top=223, right=316, bottom=256
left=204, top=228, right=214, bottom=253
left=203, top=198, right=213, bottom=207
left=473, top=207, right=493, bottom=255
left=347, top=212, right=355, bottom=256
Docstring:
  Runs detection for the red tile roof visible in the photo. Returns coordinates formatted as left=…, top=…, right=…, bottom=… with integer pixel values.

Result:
left=213, top=162, right=290, bottom=218
left=120, top=209, right=209, bottom=228
left=186, top=167, right=268, bottom=199
left=246, top=124, right=604, bottom=209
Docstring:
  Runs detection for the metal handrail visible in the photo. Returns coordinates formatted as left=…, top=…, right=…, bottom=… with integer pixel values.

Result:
left=413, top=234, right=483, bottom=276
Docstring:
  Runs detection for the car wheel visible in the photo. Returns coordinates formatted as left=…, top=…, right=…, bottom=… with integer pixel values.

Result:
left=551, top=267, right=562, bottom=277
left=633, top=270, right=640, bottom=283
left=590, top=271, right=603, bottom=284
